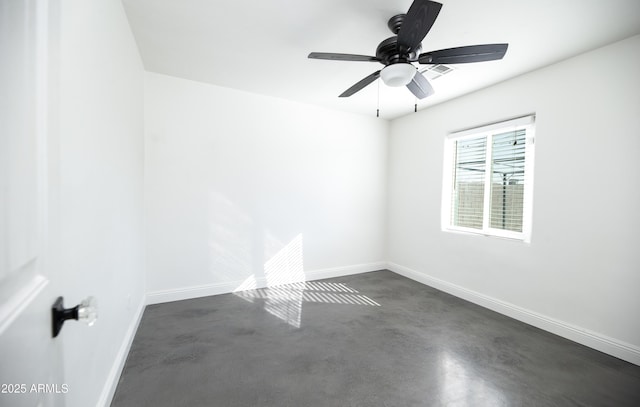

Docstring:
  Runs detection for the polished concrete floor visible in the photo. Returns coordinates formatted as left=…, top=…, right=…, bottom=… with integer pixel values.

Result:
left=112, top=271, right=640, bottom=406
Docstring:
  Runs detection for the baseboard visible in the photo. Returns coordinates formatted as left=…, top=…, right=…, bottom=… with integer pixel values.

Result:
left=387, top=262, right=640, bottom=366
left=146, top=280, right=236, bottom=305
left=97, top=297, right=146, bottom=407
left=304, top=262, right=387, bottom=281
left=146, top=261, right=387, bottom=305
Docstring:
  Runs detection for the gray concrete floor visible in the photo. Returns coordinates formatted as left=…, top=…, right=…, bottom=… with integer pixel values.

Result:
left=112, top=271, right=640, bottom=406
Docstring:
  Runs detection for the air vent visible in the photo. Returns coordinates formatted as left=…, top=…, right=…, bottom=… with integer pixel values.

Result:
left=420, top=64, right=455, bottom=80
left=432, top=64, right=452, bottom=74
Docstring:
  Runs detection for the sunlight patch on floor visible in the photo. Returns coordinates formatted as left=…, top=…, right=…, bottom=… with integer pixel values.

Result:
left=235, top=279, right=381, bottom=328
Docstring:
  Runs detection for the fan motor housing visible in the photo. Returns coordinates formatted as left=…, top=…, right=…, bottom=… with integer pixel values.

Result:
left=376, top=36, right=421, bottom=65
left=377, top=13, right=422, bottom=65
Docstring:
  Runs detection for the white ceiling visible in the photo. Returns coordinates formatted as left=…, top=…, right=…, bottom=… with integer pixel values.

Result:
left=122, top=0, right=640, bottom=120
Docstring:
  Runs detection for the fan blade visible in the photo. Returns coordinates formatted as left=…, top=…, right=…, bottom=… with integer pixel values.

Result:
left=419, top=44, right=508, bottom=64
left=406, top=71, right=434, bottom=99
left=308, top=52, right=379, bottom=62
left=397, top=0, right=442, bottom=52
left=339, top=71, right=381, bottom=97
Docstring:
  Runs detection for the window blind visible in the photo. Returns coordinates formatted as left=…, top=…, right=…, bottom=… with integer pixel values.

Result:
left=451, top=136, right=487, bottom=229
left=489, top=129, right=527, bottom=232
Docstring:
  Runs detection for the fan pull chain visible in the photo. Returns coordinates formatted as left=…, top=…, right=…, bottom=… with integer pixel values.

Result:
left=414, top=97, right=417, bottom=113
left=376, top=78, right=380, bottom=118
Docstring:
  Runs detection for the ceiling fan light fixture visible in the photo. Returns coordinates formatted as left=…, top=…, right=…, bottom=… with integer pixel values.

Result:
left=380, top=63, right=416, bottom=87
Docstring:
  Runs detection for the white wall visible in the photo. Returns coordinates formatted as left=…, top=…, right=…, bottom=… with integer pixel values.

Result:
left=145, top=73, right=388, bottom=302
left=387, top=35, right=640, bottom=363
left=59, top=1, right=145, bottom=405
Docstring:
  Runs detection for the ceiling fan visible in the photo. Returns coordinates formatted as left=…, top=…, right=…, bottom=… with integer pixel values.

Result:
left=308, top=0, right=508, bottom=99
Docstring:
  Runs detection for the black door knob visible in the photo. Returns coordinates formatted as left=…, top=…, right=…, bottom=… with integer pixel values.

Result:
left=51, top=296, right=97, bottom=338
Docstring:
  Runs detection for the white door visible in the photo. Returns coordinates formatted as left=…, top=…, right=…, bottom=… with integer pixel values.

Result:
left=0, top=0, right=65, bottom=406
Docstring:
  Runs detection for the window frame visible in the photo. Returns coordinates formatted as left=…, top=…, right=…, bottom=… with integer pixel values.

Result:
left=441, top=115, right=536, bottom=242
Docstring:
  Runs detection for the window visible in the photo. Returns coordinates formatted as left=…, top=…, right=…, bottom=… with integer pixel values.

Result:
left=442, top=115, right=535, bottom=241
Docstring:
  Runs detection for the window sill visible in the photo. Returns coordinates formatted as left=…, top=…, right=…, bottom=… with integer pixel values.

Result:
left=442, top=226, right=531, bottom=243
